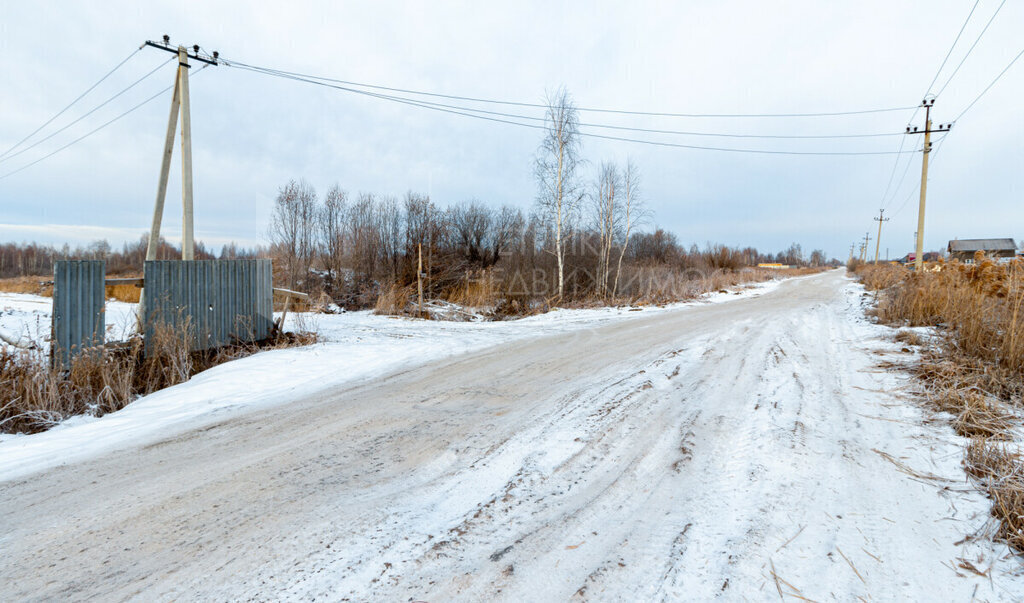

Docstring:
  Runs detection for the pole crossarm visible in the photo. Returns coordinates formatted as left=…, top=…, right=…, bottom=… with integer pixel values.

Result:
left=907, top=99, right=947, bottom=271
left=144, top=37, right=219, bottom=66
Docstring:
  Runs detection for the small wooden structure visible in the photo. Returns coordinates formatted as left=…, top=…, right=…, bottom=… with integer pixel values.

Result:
left=947, top=238, right=1017, bottom=262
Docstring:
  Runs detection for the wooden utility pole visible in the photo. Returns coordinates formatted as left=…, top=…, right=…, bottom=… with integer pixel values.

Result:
left=873, top=208, right=889, bottom=264
left=142, top=37, right=218, bottom=263
left=906, top=99, right=951, bottom=270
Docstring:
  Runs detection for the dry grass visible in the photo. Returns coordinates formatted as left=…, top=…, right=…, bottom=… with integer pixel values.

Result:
left=106, top=283, right=141, bottom=303
left=938, top=391, right=1016, bottom=440
left=894, top=329, right=923, bottom=346
left=0, top=324, right=317, bottom=435
left=0, top=275, right=143, bottom=303
left=857, top=257, right=1024, bottom=553
left=367, top=265, right=832, bottom=320
left=964, top=439, right=1024, bottom=552
left=0, top=276, right=52, bottom=296
left=374, top=282, right=413, bottom=315
left=444, top=270, right=502, bottom=308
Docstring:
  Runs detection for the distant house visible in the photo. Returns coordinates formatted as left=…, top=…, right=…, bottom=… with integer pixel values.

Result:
left=947, top=238, right=1017, bottom=263
left=898, top=251, right=941, bottom=264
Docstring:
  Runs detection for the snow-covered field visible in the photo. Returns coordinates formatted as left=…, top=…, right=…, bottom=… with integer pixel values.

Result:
left=0, top=279, right=780, bottom=480
left=2, top=271, right=1022, bottom=600
left=0, top=291, right=138, bottom=351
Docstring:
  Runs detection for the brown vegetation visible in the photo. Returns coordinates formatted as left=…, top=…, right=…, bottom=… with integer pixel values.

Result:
left=0, top=327, right=316, bottom=435
left=855, top=256, right=1024, bottom=552
left=0, top=276, right=143, bottom=304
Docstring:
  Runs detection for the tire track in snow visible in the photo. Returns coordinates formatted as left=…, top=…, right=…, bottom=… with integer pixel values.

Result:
left=0, top=272, right=1016, bottom=601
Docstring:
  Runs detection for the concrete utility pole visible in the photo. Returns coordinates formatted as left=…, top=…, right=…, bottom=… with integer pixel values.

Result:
left=906, top=99, right=951, bottom=270
left=143, top=36, right=218, bottom=263
left=860, top=232, right=872, bottom=262
left=849, top=243, right=856, bottom=263
left=178, top=46, right=195, bottom=260
left=873, top=208, right=889, bottom=264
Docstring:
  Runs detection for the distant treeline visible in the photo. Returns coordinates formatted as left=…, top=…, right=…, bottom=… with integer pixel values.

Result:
left=0, top=237, right=266, bottom=279
left=264, top=179, right=831, bottom=309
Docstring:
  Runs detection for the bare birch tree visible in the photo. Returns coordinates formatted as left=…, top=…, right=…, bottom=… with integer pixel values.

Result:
left=592, top=161, right=621, bottom=299
left=535, top=88, right=582, bottom=300
left=613, top=158, right=644, bottom=298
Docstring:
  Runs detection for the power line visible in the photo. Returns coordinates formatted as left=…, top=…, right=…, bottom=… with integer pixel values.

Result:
left=953, top=45, right=1024, bottom=121
left=0, top=66, right=210, bottom=182
left=221, top=57, right=917, bottom=119
left=0, top=56, right=174, bottom=165
left=925, top=0, right=980, bottom=96
left=935, top=0, right=1008, bottom=98
left=232, top=61, right=902, bottom=140
left=0, top=47, right=143, bottom=161
left=889, top=133, right=949, bottom=218
left=227, top=62, right=914, bottom=156
left=879, top=1, right=981, bottom=213
left=883, top=143, right=918, bottom=209
left=877, top=132, right=910, bottom=210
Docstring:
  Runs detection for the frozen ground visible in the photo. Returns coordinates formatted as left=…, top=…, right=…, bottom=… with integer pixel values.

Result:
left=1, top=271, right=1023, bottom=600
left=0, top=280, right=780, bottom=479
left=0, top=292, right=138, bottom=351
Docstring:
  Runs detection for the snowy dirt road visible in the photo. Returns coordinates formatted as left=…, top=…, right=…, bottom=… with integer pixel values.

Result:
left=1, top=270, right=1020, bottom=601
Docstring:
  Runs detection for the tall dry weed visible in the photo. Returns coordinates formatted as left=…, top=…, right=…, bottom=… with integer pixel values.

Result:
left=0, top=320, right=316, bottom=435
left=859, top=258, right=1024, bottom=553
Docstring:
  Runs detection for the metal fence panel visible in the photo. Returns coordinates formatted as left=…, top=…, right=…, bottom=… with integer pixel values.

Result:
left=52, top=260, right=105, bottom=368
left=143, top=259, right=273, bottom=353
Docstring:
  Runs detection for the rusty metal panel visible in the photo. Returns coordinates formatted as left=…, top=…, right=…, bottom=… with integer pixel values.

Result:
left=52, top=260, right=105, bottom=368
left=143, top=259, right=273, bottom=353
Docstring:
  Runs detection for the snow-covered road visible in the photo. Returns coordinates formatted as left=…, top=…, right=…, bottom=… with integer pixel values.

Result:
left=1, top=270, right=1020, bottom=600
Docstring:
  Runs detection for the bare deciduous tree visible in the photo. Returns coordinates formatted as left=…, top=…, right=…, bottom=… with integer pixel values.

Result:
left=535, top=87, right=582, bottom=300
left=592, top=161, right=620, bottom=299
left=269, top=179, right=318, bottom=289
left=613, top=158, right=644, bottom=297
left=319, top=185, right=347, bottom=286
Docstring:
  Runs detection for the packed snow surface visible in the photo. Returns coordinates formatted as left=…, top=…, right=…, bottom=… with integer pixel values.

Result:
left=2, top=271, right=1022, bottom=600
left=0, top=280, right=779, bottom=479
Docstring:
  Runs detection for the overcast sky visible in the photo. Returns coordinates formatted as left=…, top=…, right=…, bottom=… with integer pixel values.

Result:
left=0, top=1, right=1020, bottom=260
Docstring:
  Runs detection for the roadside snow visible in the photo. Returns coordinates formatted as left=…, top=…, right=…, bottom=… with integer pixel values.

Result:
left=0, top=292, right=137, bottom=352
left=0, top=279, right=782, bottom=482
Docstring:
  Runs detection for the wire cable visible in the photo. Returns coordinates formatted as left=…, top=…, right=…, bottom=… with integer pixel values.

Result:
left=925, top=0, right=980, bottom=96
left=935, top=0, right=1007, bottom=98
left=0, top=47, right=143, bottom=161
left=0, top=65, right=210, bottom=181
left=953, top=45, right=1024, bottom=121
left=227, top=62, right=915, bottom=156
left=233, top=62, right=903, bottom=140
left=879, top=1, right=981, bottom=212
left=0, top=56, right=174, bottom=165
left=889, top=134, right=948, bottom=218
left=221, top=57, right=917, bottom=119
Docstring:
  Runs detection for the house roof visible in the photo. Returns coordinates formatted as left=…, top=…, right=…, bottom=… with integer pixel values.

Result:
left=948, top=238, right=1017, bottom=252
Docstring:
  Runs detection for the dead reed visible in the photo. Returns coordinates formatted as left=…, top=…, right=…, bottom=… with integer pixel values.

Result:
left=373, top=282, right=413, bottom=315
left=857, top=257, right=1024, bottom=553
left=0, top=323, right=317, bottom=435
left=0, top=275, right=143, bottom=303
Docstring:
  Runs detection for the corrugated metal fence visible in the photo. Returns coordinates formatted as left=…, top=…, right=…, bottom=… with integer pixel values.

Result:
left=143, top=259, right=273, bottom=352
left=52, top=260, right=105, bottom=368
